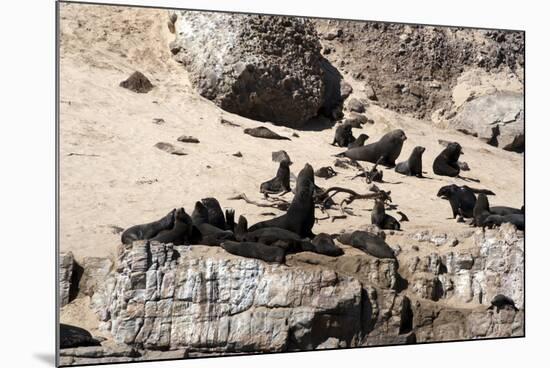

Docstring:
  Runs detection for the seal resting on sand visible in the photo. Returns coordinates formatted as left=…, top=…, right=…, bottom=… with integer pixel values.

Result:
left=433, top=142, right=462, bottom=177
left=331, top=123, right=355, bottom=147
left=260, top=160, right=291, bottom=194
left=437, top=185, right=495, bottom=219
left=395, top=146, right=425, bottom=177
left=336, top=129, right=407, bottom=167
left=60, top=324, right=101, bottom=349
left=371, top=199, right=401, bottom=230
left=244, top=127, right=290, bottom=140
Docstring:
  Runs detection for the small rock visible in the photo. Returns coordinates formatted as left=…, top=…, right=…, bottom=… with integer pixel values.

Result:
left=177, top=135, right=200, bottom=143
left=458, top=161, right=470, bottom=171
left=344, top=112, right=368, bottom=128
left=314, top=166, right=337, bottom=179
left=220, top=118, right=240, bottom=127
left=446, top=238, right=459, bottom=247
left=152, top=118, right=165, bottom=125
left=232, top=151, right=243, bottom=158
left=412, top=245, right=419, bottom=252
left=272, top=150, right=292, bottom=163
left=154, top=142, right=187, bottom=156
left=316, top=337, right=340, bottom=349
left=340, top=81, right=353, bottom=100
left=292, top=132, right=300, bottom=138
left=390, top=244, right=402, bottom=256
left=347, top=98, right=365, bottom=113
left=429, top=80, right=442, bottom=89
left=119, top=71, right=154, bottom=93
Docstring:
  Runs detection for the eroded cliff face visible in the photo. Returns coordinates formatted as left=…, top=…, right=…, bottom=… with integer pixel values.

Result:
left=59, top=224, right=523, bottom=364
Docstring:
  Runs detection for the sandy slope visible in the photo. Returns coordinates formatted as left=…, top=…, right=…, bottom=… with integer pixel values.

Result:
left=58, top=3, right=523, bottom=267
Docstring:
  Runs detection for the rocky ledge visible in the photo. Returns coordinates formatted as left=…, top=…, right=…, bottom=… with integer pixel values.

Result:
left=60, top=224, right=523, bottom=363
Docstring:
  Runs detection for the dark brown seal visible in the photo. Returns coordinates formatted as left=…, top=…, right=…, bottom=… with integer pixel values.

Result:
left=433, top=142, right=462, bottom=177
left=150, top=208, right=197, bottom=245
left=244, top=127, right=290, bottom=140
left=395, top=146, right=425, bottom=177
left=347, top=133, right=369, bottom=149
left=336, top=129, right=407, bottom=167
left=260, top=160, right=291, bottom=194
left=371, top=199, right=400, bottom=230
left=221, top=240, right=286, bottom=264
left=121, top=209, right=176, bottom=244
left=331, top=123, right=355, bottom=147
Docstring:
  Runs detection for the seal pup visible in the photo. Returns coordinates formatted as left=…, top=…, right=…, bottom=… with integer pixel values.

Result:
left=244, top=127, right=290, bottom=140
left=337, top=231, right=395, bottom=259
left=347, top=133, right=369, bottom=149
left=60, top=324, right=101, bottom=349
left=395, top=146, right=425, bottom=177
left=336, top=129, right=407, bottom=167
left=331, top=123, right=355, bottom=147
left=248, top=163, right=316, bottom=238
left=473, top=193, right=491, bottom=226
left=221, top=240, right=285, bottom=264
left=309, top=233, right=344, bottom=256
left=371, top=199, right=400, bottom=230
left=260, top=160, right=291, bottom=195
left=483, top=214, right=524, bottom=231
left=437, top=185, right=495, bottom=219
left=200, top=197, right=226, bottom=230
left=192, top=202, right=235, bottom=245
left=488, top=294, right=519, bottom=312
left=121, top=209, right=176, bottom=244
left=433, top=142, right=462, bottom=177
left=314, top=166, right=337, bottom=179
left=150, top=208, right=196, bottom=245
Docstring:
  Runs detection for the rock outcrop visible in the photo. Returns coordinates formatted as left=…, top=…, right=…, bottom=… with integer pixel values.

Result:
left=60, top=252, right=75, bottom=307
left=169, top=11, right=339, bottom=127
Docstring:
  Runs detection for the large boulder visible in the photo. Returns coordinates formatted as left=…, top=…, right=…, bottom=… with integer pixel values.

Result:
left=169, top=11, right=332, bottom=127
left=59, top=252, right=75, bottom=307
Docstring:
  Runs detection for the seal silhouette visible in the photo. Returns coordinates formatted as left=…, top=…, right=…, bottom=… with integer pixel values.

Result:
left=336, top=129, right=407, bottom=167
left=260, top=160, right=291, bottom=194
left=395, top=146, right=425, bottom=177
left=347, top=133, right=369, bottom=149
left=150, top=208, right=197, bottom=245
left=244, top=127, right=290, bottom=140
left=200, top=197, right=226, bottom=230
left=221, top=240, right=286, bottom=263
left=433, top=142, right=462, bottom=177
left=60, top=324, right=101, bottom=349
left=337, top=231, right=395, bottom=259
left=248, top=163, right=316, bottom=238
left=483, top=214, right=524, bottom=231
left=371, top=199, right=401, bottom=230
left=192, top=201, right=235, bottom=245
left=437, top=185, right=495, bottom=219
left=121, top=209, right=176, bottom=244
left=332, top=123, right=355, bottom=147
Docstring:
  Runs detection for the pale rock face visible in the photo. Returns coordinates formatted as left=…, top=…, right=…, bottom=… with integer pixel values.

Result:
left=59, top=252, right=75, bottom=307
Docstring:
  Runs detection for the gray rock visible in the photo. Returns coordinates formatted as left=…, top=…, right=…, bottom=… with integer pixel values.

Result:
left=171, top=12, right=328, bottom=127
left=364, top=85, right=377, bottom=101
left=59, top=252, right=75, bottom=307
left=449, top=92, right=524, bottom=152
left=347, top=98, right=365, bottom=113
left=79, top=257, right=114, bottom=296
left=271, top=150, right=292, bottom=163
left=340, top=81, right=353, bottom=100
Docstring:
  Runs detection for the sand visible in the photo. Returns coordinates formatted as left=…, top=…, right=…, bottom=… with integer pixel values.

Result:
left=58, top=3, right=523, bottom=266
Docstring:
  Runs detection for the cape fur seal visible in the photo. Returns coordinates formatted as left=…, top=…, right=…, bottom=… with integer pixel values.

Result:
left=60, top=324, right=101, bottom=349
left=337, top=231, right=395, bottom=259
left=331, top=123, right=355, bottom=147
left=371, top=199, right=401, bottom=230
left=437, top=185, right=495, bottom=218
left=483, top=214, right=524, bottom=231
left=121, top=209, right=176, bottom=244
left=260, top=160, right=291, bottom=194
left=395, top=146, right=425, bottom=177
left=309, top=233, right=344, bottom=256
left=347, top=133, right=369, bottom=149
left=248, top=163, right=316, bottom=238
left=221, top=240, right=286, bottom=264
left=433, top=142, right=462, bottom=177
left=200, top=197, right=226, bottom=230
left=473, top=193, right=491, bottom=226
left=244, top=127, right=290, bottom=140
left=192, top=202, right=235, bottom=245
left=489, top=294, right=519, bottom=312
left=150, top=208, right=197, bottom=245
left=336, top=129, right=407, bottom=167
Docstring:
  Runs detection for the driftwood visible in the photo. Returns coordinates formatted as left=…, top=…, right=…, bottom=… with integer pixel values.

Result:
left=227, top=193, right=289, bottom=211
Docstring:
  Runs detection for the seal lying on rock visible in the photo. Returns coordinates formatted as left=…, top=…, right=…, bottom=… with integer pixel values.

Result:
left=249, top=163, right=316, bottom=238
left=331, top=123, right=355, bottom=147
left=150, top=208, right=198, bottom=245
left=473, top=193, right=492, bottom=226
left=337, top=231, right=395, bottom=259
left=483, top=214, right=525, bottom=231
left=437, top=185, right=495, bottom=219
left=371, top=199, right=400, bottom=230
left=121, top=209, right=176, bottom=244
left=395, top=146, right=425, bottom=177
left=244, top=127, right=290, bottom=140
left=60, top=324, right=101, bottom=349
left=260, top=160, right=291, bottom=194
left=192, top=202, right=235, bottom=245
left=221, top=240, right=286, bottom=264
left=336, top=129, right=407, bottom=167
left=433, top=142, right=462, bottom=177
left=309, top=233, right=344, bottom=256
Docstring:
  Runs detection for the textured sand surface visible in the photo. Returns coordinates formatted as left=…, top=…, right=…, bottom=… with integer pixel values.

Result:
left=58, top=3, right=523, bottom=266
